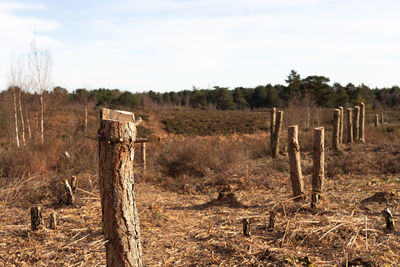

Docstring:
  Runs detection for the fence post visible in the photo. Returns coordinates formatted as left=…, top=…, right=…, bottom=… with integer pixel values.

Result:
left=98, top=108, right=143, bottom=267
left=332, top=109, right=340, bottom=152
left=142, top=142, right=147, bottom=172
left=288, top=125, right=305, bottom=200
left=353, top=106, right=360, bottom=141
left=359, top=102, right=366, bottom=143
left=375, top=114, right=379, bottom=127
left=311, top=127, right=324, bottom=208
left=269, top=107, right=276, bottom=153
left=271, top=111, right=283, bottom=158
left=347, top=108, right=353, bottom=144
left=338, top=106, right=344, bottom=145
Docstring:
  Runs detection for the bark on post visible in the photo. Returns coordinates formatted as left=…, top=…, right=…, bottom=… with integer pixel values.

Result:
left=30, top=206, right=44, bottom=231
left=271, top=111, right=283, bottom=158
left=288, top=125, right=305, bottom=200
left=98, top=108, right=143, bottom=267
left=269, top=107, right=276, bottom=153
left=353, top=106, right=360, bottom=141
left=338, top=106, right=344, bottom=145
left=359, top=102, right=366, bottom=143
left=64, top=180, right=75, bottom=205
left=375, top=114, right=379, bottom=127
left=381, top=111, right=384, bottom=125
left=49, top=212, right=57, bottom=230
left=332, top=109, right=340, bottom=152
left=311, top=127, right=324, bottom=208
left=347, top=108, right=353, bottom=144
left=142, top=143, right=146, bottom=172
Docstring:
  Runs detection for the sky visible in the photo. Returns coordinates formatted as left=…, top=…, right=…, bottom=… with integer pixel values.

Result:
left=1, top=0, right=400, bottom=92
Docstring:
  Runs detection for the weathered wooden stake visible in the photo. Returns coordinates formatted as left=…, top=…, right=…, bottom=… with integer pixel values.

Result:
left=242, top=218, right=251, bottom=237
left=142, top=143, right=146, bottom=172
left=98, top=108, right=143, bottom=267
left=353, top=106, right=360, bottom=141
left=332, top=109, right=341, bottom=152
left=269, top=107, right=276, bottom=153
left=70, top=176, right=77, bottom=194
left=347, top=108, right=353, bottom=144
left=338, top=106, right=344, bottom=145
left=359, top=102, right=366, bottom=143
left=288, top=125, right=305, bottom=200
left=375, top=114, right=380, bottom=127
left=49, top=212, right=57, bottom=230
left=271, top=111, right=283, bottom=158
left=382, top=208, right=395, bottom=231
left=64, top=180, right=75, bottom=205
left=30, top=206, right=44, bottom=231
left=381, top=111, right=385, bottom=125
left=311, top=127, right=324, bottom=208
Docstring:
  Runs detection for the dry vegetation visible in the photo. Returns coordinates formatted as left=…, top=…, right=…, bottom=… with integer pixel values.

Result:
left=0, top=106, right=400, bottom=266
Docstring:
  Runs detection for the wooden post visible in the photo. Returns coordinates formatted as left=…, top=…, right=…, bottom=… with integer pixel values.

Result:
left=332, top=109, right=340, bottom=152
left=98, top=108, right=143, bottom=267
left=269, top=107, right=276, bottom=153
left=311, top=127, right=324, bottom=208
left=353, top=106, right=360, bottom=141
left=359, top=102, right=365, bottom=143
left=268, top=210, right=276, bottom=229
left=242, top=218, right=251, bottom=237
left=142, top=143, right=146, bottom=172
left=381, top=111, right=384, bottom=125
left=30, top=206, right=44, bottom=231
left=375, top=114, right=379, bottom=127
left=49, top=213, right=57, bottom=230
left=382, top=208, right=395, bottom=231
left=338, top=106, right=344, bottom=145
left=64, top=180, right=75, bottom=205
left=288, top=125, right=305, bottom=200
left=70, top=176, right=77, bottom=194
left=347, top=108, right=353, bottom=144
left=271, top=111, right=283, bottom=158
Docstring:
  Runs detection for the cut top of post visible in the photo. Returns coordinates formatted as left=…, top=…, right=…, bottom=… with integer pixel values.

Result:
left=101, top=108, right=135, bottom=122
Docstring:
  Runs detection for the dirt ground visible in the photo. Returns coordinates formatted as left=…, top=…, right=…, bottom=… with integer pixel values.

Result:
left=0, top=165, right=399, bottom=266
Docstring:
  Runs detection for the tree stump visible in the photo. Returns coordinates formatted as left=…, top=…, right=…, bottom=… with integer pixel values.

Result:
left=311, top=127, right=324, bottom=208
left=360, top=102, right=366, bottom=143
left=332, top=109, right=341, bottom=152
left=49, top=212, right=57, bottom=230
left=30, top=206, right=44, bottom=231
left=242, top=218, right=251, bottom=237
left=98, top=108, right=143, bottom=267
left=64, top=180, right=75, bottom=205
left=338, top=106, right=344, bottom=145
left=353, top=106, right=360, bottom=141
left=268, top=210, right=276, bottom=229
left=375, top=114, right=380, bottom=127
left=70, top=176, right=77, bottom=194
left=288, top=125, right=305, bottom=200
left=347, top=108, right=353, bottom=144
left=269, top=107, right=276, bottom=153
left=271, top=111, right=283, bottom=158
left=382, top=208, right=394, bottom=231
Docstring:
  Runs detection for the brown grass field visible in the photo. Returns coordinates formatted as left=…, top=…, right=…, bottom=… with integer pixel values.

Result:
left=0, top=107, right=400, bottom=266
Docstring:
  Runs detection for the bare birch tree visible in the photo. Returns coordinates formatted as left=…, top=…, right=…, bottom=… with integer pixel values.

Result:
left=29, top=39, right=53, bottom=144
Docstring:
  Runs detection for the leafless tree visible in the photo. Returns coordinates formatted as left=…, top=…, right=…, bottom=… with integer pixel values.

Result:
left=29, top=39, right=53, bottom=144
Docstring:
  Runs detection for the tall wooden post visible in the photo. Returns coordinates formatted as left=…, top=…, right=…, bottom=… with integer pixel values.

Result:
left=332, top=109, right=340, bottom=152
left=271, top=111, right=283, bottom=158
left=353, top=106, right=360, bottom=141
left=375, top=114, right=379, bottom=127
left=359, top=102, right=366, bottom=143
left=142, top=142, right=146, bottom=172
left=347, top=108, right=353, bottom=144
left=311, top=127, right=324, bottom=208
left=288, top=125, right=305, bottom=200
left=338, top=106, right=344, bottom=145
left=98, top=108, right=143, bottom=267
left=269, top=107, right=276, bottom=153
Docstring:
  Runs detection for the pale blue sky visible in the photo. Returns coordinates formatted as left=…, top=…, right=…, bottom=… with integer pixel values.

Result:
left=1, top=0, right=400, bottom=92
